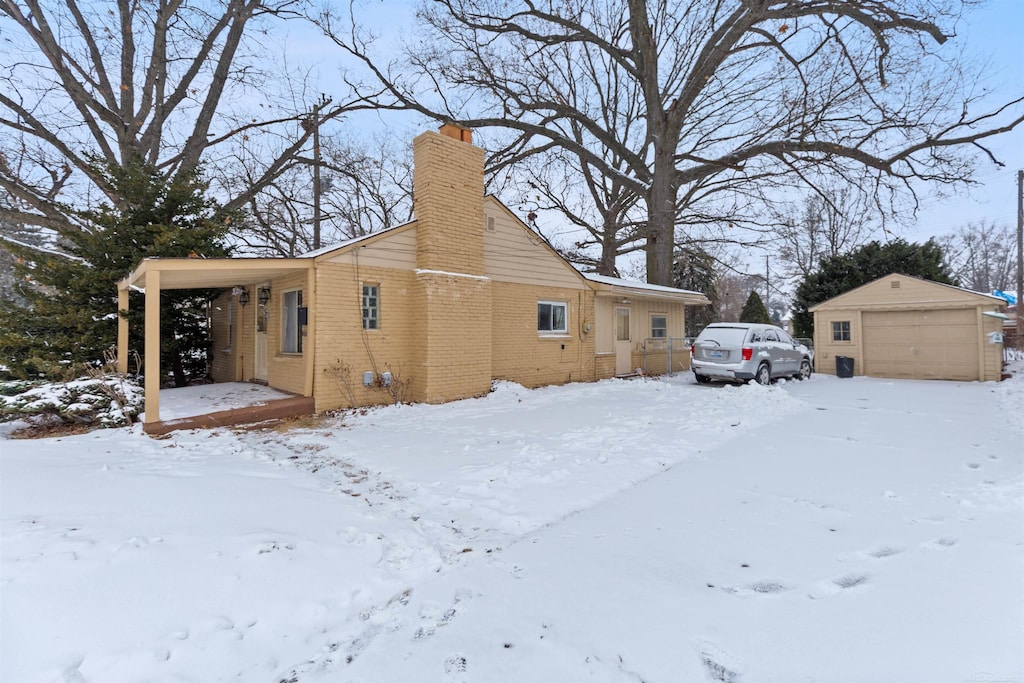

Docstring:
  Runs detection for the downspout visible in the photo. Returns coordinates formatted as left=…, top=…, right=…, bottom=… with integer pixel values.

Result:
left=304, top=264, right=316, bottom=401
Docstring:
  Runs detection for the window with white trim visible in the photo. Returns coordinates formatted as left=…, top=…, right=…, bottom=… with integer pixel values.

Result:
left=651, top=315, right=667, bottom=339
left=537, top=301, right=568, bottom=334
left=282, top=289, right=303, bottom=353
left=832, top=320, right=851, bottom=342
left=362, top=284, right=379, bottom=330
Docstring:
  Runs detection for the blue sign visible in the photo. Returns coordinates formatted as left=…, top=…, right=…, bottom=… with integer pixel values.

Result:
left=992, top=290, right=1017, bottom=305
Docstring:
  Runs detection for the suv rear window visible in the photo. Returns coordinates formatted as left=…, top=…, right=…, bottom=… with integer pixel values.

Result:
left=696, top=326, right=750, bottom=346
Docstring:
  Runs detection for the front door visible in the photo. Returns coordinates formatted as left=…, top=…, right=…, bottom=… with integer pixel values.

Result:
left=254, top=290, right=269, bottom=381
left=615, top=306, right=632, bottom=375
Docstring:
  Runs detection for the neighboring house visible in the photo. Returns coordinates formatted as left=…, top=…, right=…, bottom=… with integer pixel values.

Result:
left=810, top=273, right=1006, bottom=382
left=117, top=125, right=709, bottom=432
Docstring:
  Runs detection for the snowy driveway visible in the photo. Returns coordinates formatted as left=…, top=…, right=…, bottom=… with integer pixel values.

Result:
left=2, top=371, right=1022, bottom=682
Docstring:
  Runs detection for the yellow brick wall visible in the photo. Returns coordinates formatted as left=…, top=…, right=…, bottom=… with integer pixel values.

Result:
left=595, top=353, right=616, bottom=380
left=413, top=270, right=493, bottom=403
left=491, top=283, right=597, bottom=388
left=312, top=263, right=420, bottom=411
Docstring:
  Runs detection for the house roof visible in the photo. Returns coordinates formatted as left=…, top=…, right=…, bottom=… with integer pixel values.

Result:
left=584, top=273, right=711, bottom=305
left=299, top=220, right=416, bottom=259
left=809, top=273, right=1006, bottom=312
left=118, top=200, right=711, bottom=308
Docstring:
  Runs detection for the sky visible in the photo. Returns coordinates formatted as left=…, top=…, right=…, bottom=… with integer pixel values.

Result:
left=3, top=365, right=1023, bottom=682
left=904, top=0, right=1024, bottom=243
left=284, top=1, right=1023, bottom=274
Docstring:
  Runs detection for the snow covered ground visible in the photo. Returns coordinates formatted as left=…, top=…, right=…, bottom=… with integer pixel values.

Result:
left=2, top=366, right=1022, bottom=683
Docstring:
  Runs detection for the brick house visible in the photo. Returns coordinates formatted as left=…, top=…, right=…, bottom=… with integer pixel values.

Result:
left=117, top=125, right=709, bottom=431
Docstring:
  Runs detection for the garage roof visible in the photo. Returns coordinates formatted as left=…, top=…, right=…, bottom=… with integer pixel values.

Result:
left=809, top=273, right=1006, bottom=312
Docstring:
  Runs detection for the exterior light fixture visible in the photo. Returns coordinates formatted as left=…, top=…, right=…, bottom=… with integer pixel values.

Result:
left=238, top=288, right=250, bottom=307
left=258, top=287, right=271, bottom=306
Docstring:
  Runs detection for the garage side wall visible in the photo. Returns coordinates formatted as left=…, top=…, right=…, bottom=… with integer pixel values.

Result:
left=812, top=309, right=862, bottom=376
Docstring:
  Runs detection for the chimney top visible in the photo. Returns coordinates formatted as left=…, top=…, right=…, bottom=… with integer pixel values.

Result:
left=439, top=122, right=473, bottom=144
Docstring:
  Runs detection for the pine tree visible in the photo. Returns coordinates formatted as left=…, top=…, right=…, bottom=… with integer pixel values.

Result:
left=0, top=161, right=234, bottom=385
left=790, top=239, right=954, bottom=337
left=673, top=247, right=718, bottom=336
left=739, top=291, right=771, bottom=324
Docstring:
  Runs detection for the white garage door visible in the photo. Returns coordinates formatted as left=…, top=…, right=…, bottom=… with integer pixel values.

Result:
left=862, top=309, right=979, bottom=381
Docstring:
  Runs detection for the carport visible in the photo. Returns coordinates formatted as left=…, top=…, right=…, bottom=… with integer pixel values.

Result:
left=810, top=273, right=1006, bottom=381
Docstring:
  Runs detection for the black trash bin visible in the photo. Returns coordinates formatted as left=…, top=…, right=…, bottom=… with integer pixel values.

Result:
left=836, top=356, right=854, bottom=378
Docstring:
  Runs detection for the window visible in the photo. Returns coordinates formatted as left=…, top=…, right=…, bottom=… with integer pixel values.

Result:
left=615, top=307, right=630, bottom=342
left=832, top=320, right=851, bottom=342
left=283, top=289, right=303, bottom=353
left=362, top=284, right=379, bottom=330
left=651, top=315, right=667, bottom=339
left=538, top=301, right=568, bottom=334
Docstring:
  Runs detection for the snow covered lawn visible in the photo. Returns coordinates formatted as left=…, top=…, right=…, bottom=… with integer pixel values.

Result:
left=2, top=369, right=1022, bottom=683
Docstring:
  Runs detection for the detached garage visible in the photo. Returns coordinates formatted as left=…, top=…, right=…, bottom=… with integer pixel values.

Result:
left=810, top=274, right=1006, bottom=382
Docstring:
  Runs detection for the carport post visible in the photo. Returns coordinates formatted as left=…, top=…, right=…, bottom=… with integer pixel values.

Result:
left=117, top=284, right=129, bottom=374
left=144, top=269, right=160, bottom=424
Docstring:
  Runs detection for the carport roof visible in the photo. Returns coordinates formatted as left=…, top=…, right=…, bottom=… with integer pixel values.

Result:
left=119, top=257, right=312, bottom=291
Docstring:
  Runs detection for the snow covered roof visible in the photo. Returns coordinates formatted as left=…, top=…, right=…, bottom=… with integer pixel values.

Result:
left=583, top=273, right=711, bottom=304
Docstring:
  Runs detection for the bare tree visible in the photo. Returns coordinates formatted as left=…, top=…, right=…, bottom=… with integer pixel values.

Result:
left=0, top=0, right=377, bottom=249
left=775, top=180, right=882, bottom=283
left=939, top=220, right=1015, bottom=293
left=217, top=131, right=414, bottom=256
left=314, top=0, right=1023, bottom=285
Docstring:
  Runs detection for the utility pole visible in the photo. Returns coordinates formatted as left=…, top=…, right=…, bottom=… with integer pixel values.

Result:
left=303, top=94, right=331, bottom=251
left=1017, top=169, right=1022, bottom=345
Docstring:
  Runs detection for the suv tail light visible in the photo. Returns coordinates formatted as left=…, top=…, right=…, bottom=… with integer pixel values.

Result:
left=690, top=344, right=695, bottom=357
left=741, top=347, right=753, bottom=361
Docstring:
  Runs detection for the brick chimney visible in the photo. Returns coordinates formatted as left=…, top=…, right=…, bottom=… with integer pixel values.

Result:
left=409, top=124, right=492, bottom=403
left=412, top=123, right=485, bottom=275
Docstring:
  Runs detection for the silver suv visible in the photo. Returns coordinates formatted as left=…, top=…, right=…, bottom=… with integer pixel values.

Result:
left=691, top=323, right=813, bottom=385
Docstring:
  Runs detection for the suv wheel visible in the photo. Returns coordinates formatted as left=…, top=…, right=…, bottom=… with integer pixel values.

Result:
left=754, top=362, right=771, bottom=385
left=797, top=359, right=812, bottom=381
left=694, top=373, right=711, bottom=384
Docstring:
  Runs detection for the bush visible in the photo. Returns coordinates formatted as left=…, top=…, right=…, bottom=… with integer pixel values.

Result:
left=0, top=375, right=143, bottom=428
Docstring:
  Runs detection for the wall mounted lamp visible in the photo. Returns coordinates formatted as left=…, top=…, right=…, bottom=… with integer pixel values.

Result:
left=238, top=288, right=250, bottom=307
left=258, top=286, right=271, bottom=306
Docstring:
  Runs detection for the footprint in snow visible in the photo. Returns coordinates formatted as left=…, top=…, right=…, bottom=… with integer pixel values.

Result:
left=808, top=572, right=870, bottom=599
left=414, top=588, right=472, bottom=640
left=444, top=654, right=468, bottom=682
left=721, top=580, right=789, bottom=596
left=694, top=638, right=745, bottom=683
left=838, top=546, right=903, bottom=562
left=966, top=462, right=981, bottom=470
left=921, top=537, right=958, bottom=551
